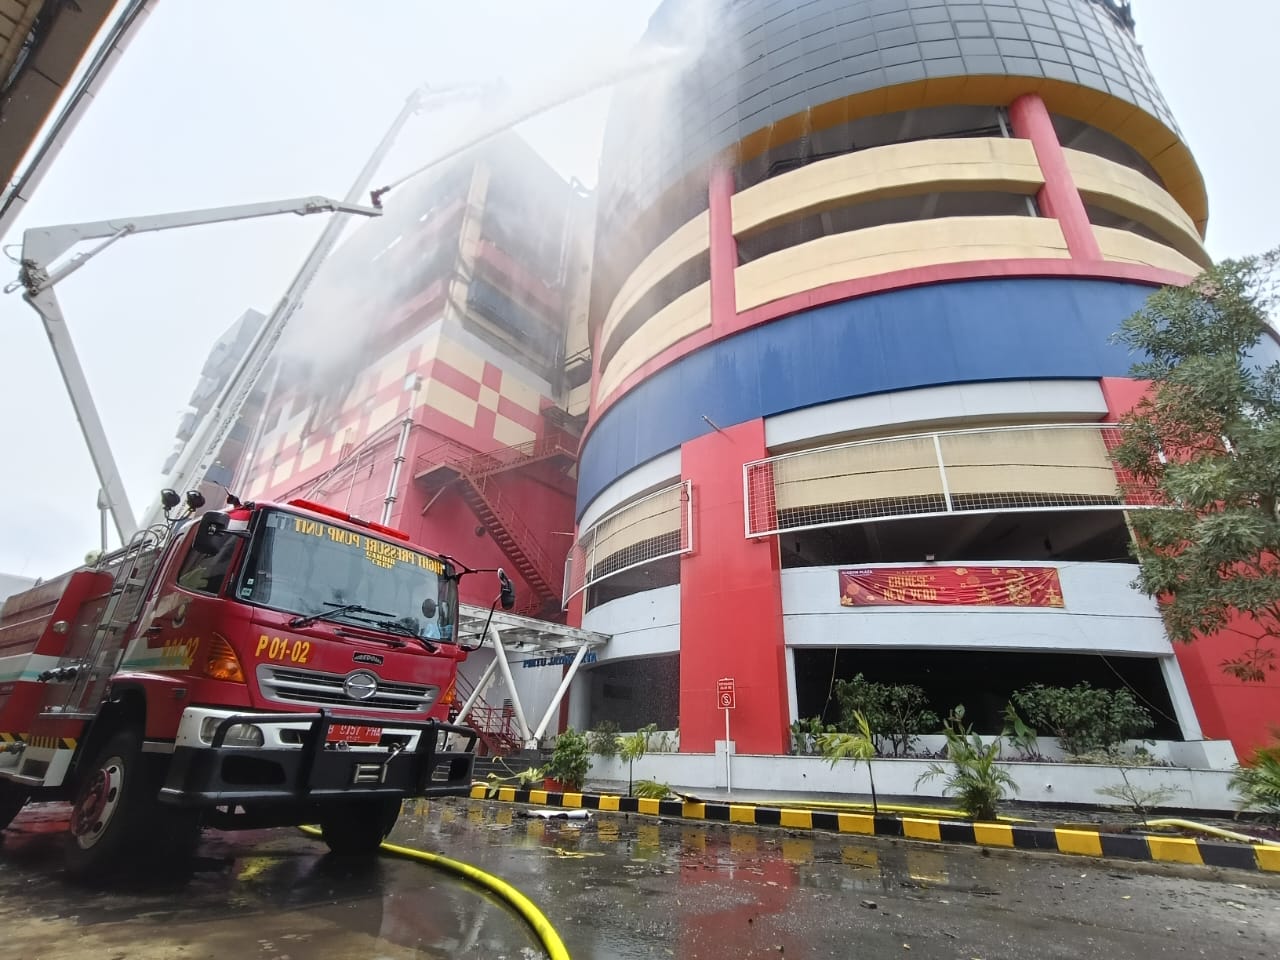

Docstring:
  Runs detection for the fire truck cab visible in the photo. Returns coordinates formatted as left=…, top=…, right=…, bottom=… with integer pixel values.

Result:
left=0, top=495, right=506, bottom=877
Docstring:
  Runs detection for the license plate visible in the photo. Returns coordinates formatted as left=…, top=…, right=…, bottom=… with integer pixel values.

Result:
left=326, top=724, right=382, bottom=746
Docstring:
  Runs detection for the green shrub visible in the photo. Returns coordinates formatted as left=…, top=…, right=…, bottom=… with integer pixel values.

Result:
left=633, top=779, right=673, bottom=800
left=1000, top=702, right=1039, bottom=758
left=1230, top=740, right=1280, bottom=819
left=587, top=720, right=620, bottom=758
left=546, top=729, right=591, bottom=791
left=1012, top=682, right=1153, bottom=756
left=832, top=674, right=938, bottom=757
left=790, top=716, right=835, bottom=755
left=916, top=706, right=1018, bottom=822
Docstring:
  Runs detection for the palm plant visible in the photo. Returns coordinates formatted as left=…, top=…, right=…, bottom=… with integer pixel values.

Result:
left=1230, top=739, right=1280, bottom=819
left=816, top=709, right=879, bottom=814
left=916, top=706, right=1018, bottom=822
left=617, top=729, right=649, bottom=796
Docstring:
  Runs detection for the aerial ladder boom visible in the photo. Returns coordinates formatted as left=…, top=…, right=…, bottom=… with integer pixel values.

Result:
left=16, top=194, right=383, bottom=544
left=12, top=84, right=489, bottom=545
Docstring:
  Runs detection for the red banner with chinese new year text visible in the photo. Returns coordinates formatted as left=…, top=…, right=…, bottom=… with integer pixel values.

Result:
left=838, top=566, right=1064, bottom=608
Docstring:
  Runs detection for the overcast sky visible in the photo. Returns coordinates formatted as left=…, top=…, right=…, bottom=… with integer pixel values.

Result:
left=0, top=0, right=1275, bottom=579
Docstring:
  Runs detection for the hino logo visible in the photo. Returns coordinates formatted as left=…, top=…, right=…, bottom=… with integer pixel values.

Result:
left=343, top=671, right=379, bottom=701
left=352, top=652, right=384, bottom=666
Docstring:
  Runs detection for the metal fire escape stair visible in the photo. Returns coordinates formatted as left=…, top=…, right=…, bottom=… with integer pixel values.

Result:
left=415, top=436, right=577, bottom=618
left=451, top=671, right=522, bottom=757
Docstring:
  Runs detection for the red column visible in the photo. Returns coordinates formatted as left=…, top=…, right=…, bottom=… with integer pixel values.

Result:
left=708, top=165, right=739, bottom=332
left=679, top=419, right=788, bottom=753
left=1008, top=93, right=1102, bottom=261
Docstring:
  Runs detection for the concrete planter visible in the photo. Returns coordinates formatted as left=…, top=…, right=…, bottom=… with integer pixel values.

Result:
left=587, top=750, right=1242, bottom=813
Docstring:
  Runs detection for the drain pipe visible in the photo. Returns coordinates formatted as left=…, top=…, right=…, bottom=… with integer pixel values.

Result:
left=381, top=376, right=422, bottom=524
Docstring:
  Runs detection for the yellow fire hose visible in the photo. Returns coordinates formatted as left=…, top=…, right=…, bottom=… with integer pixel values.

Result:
left=1143, top=818, right=1280, bottom=847
left=759, top=798, right=1033, bottom=822
left=298, top=825, right=570, bottom=960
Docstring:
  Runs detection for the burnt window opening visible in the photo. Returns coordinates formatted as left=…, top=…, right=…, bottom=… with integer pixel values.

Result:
left=584, top=554, right=681, bottom=612
left=780, top=510, right=1136, bottom=569
left=792, top=649, right=1179, bottom=740
left=599, top=251, right=711, bottom=371
left=736, top=191, right=1034, bottom=265
left=736, top=105, right=1007, bottom=193
left=1051, top=114, right=1163, bottom=186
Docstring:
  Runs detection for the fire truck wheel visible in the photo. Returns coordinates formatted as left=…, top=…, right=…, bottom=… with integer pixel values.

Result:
left=318, top=798, right=401, bottom=856
left=0, top=780, right=29, bottom=831
left=64, top=728, right=150, bottom=878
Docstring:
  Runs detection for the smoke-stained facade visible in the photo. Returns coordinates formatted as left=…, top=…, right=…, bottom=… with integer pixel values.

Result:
left=232, top=132, right=590, bottom=619
left=567, top=0, right=1278, bottom=760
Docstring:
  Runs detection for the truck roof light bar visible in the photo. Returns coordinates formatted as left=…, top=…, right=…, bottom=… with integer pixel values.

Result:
left=287, top=498, right=412, bottom=542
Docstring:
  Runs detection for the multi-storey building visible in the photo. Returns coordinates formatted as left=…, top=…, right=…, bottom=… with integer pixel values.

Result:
left=162, top=307, right=267, bottom=503
left=564, top=0, right=1278, bottom=760
left=235, top=132, right=590, bottom=620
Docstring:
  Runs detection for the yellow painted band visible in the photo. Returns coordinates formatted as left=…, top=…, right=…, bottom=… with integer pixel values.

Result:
left=973, top=823, right=1015, bottom=847
left=780, top=809, right=813, bottom=830
left=469, top=783, right=487, bottom=800
left=729, top=804, right=756, bottom=824
left=902, top=818, right=942, bottom=842
left=1255, top=846, right=1280, bottom=873
left=837, top=812, right=875, bottom=835
left=497, top=787, right=516, bottom=803
left=637, top=798, right=661, bottom=816
left=561, top=792, right=583, bottom=809
left=682, top=801, right=705, bottom=819
left=527, top=789, right=548, bottom=805
left=1054, top=828, right=1104, bottom=857
left=1147, top=836, right=1204, bottom=866
left=597, top=794, right=620, bottom=812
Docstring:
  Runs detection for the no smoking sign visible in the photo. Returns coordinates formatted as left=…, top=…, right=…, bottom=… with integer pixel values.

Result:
left=716, top=677, right=736, bottom=710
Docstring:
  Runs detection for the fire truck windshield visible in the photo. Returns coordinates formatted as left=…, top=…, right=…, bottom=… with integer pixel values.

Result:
left=235, top=509, right=456, bottom=643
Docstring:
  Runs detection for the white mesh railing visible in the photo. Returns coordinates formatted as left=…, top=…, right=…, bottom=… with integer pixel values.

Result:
left=564, top=480, right=693, bottom=606
left=744, top=423, right=1162, bottom=538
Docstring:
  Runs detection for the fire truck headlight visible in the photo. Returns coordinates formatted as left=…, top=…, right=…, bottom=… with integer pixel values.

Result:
left=200, top=718, right=265, bottom=748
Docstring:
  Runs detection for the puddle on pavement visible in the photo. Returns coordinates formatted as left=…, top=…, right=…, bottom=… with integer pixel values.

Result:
left=0, top=803, right=545, bottom=960
left=3, top=797, right=1044, bottom=960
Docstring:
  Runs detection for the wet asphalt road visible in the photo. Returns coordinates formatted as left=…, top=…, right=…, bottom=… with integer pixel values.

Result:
left=1, top=799, right=1277, bottom=960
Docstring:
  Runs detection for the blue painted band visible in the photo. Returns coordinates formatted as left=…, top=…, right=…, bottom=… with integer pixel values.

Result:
left=575, top=277, right=1199, bottom=518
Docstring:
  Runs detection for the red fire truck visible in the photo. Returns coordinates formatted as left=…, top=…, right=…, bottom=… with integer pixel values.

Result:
left=0, top=492, right=512, bottom=877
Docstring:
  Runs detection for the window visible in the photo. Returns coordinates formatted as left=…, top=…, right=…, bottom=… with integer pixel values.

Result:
left=176, top=532, right=237, bottom=595
left=236, top=510, right=456, bottom=643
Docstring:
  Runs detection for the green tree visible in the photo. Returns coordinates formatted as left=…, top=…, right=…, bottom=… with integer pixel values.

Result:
left=1110, top=248, right=1280, bottom=682
left=1012, top=683, right=1153, bottom=757
left=833, top=674, right=938, bottom=756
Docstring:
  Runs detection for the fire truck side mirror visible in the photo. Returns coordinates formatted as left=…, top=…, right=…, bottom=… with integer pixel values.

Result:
left=160, top=489, right=182, bottom=511
left=193, top=512, right=229, bottom=555
left=185, top=490, right=206, bottom=511
left=498, top=569, right=515, bottom=610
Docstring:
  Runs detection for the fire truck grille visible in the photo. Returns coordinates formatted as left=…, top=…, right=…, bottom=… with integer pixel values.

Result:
left=256, top=664, right=436, bottom=713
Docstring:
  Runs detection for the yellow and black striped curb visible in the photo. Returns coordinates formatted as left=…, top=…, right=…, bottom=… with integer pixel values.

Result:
left=0, top=733, right=76, bottom=750
left=468, top=784, right=1280, bottom=874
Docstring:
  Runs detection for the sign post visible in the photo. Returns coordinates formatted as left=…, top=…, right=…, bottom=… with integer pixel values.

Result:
left=717, top=677, right=736, bottom=793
